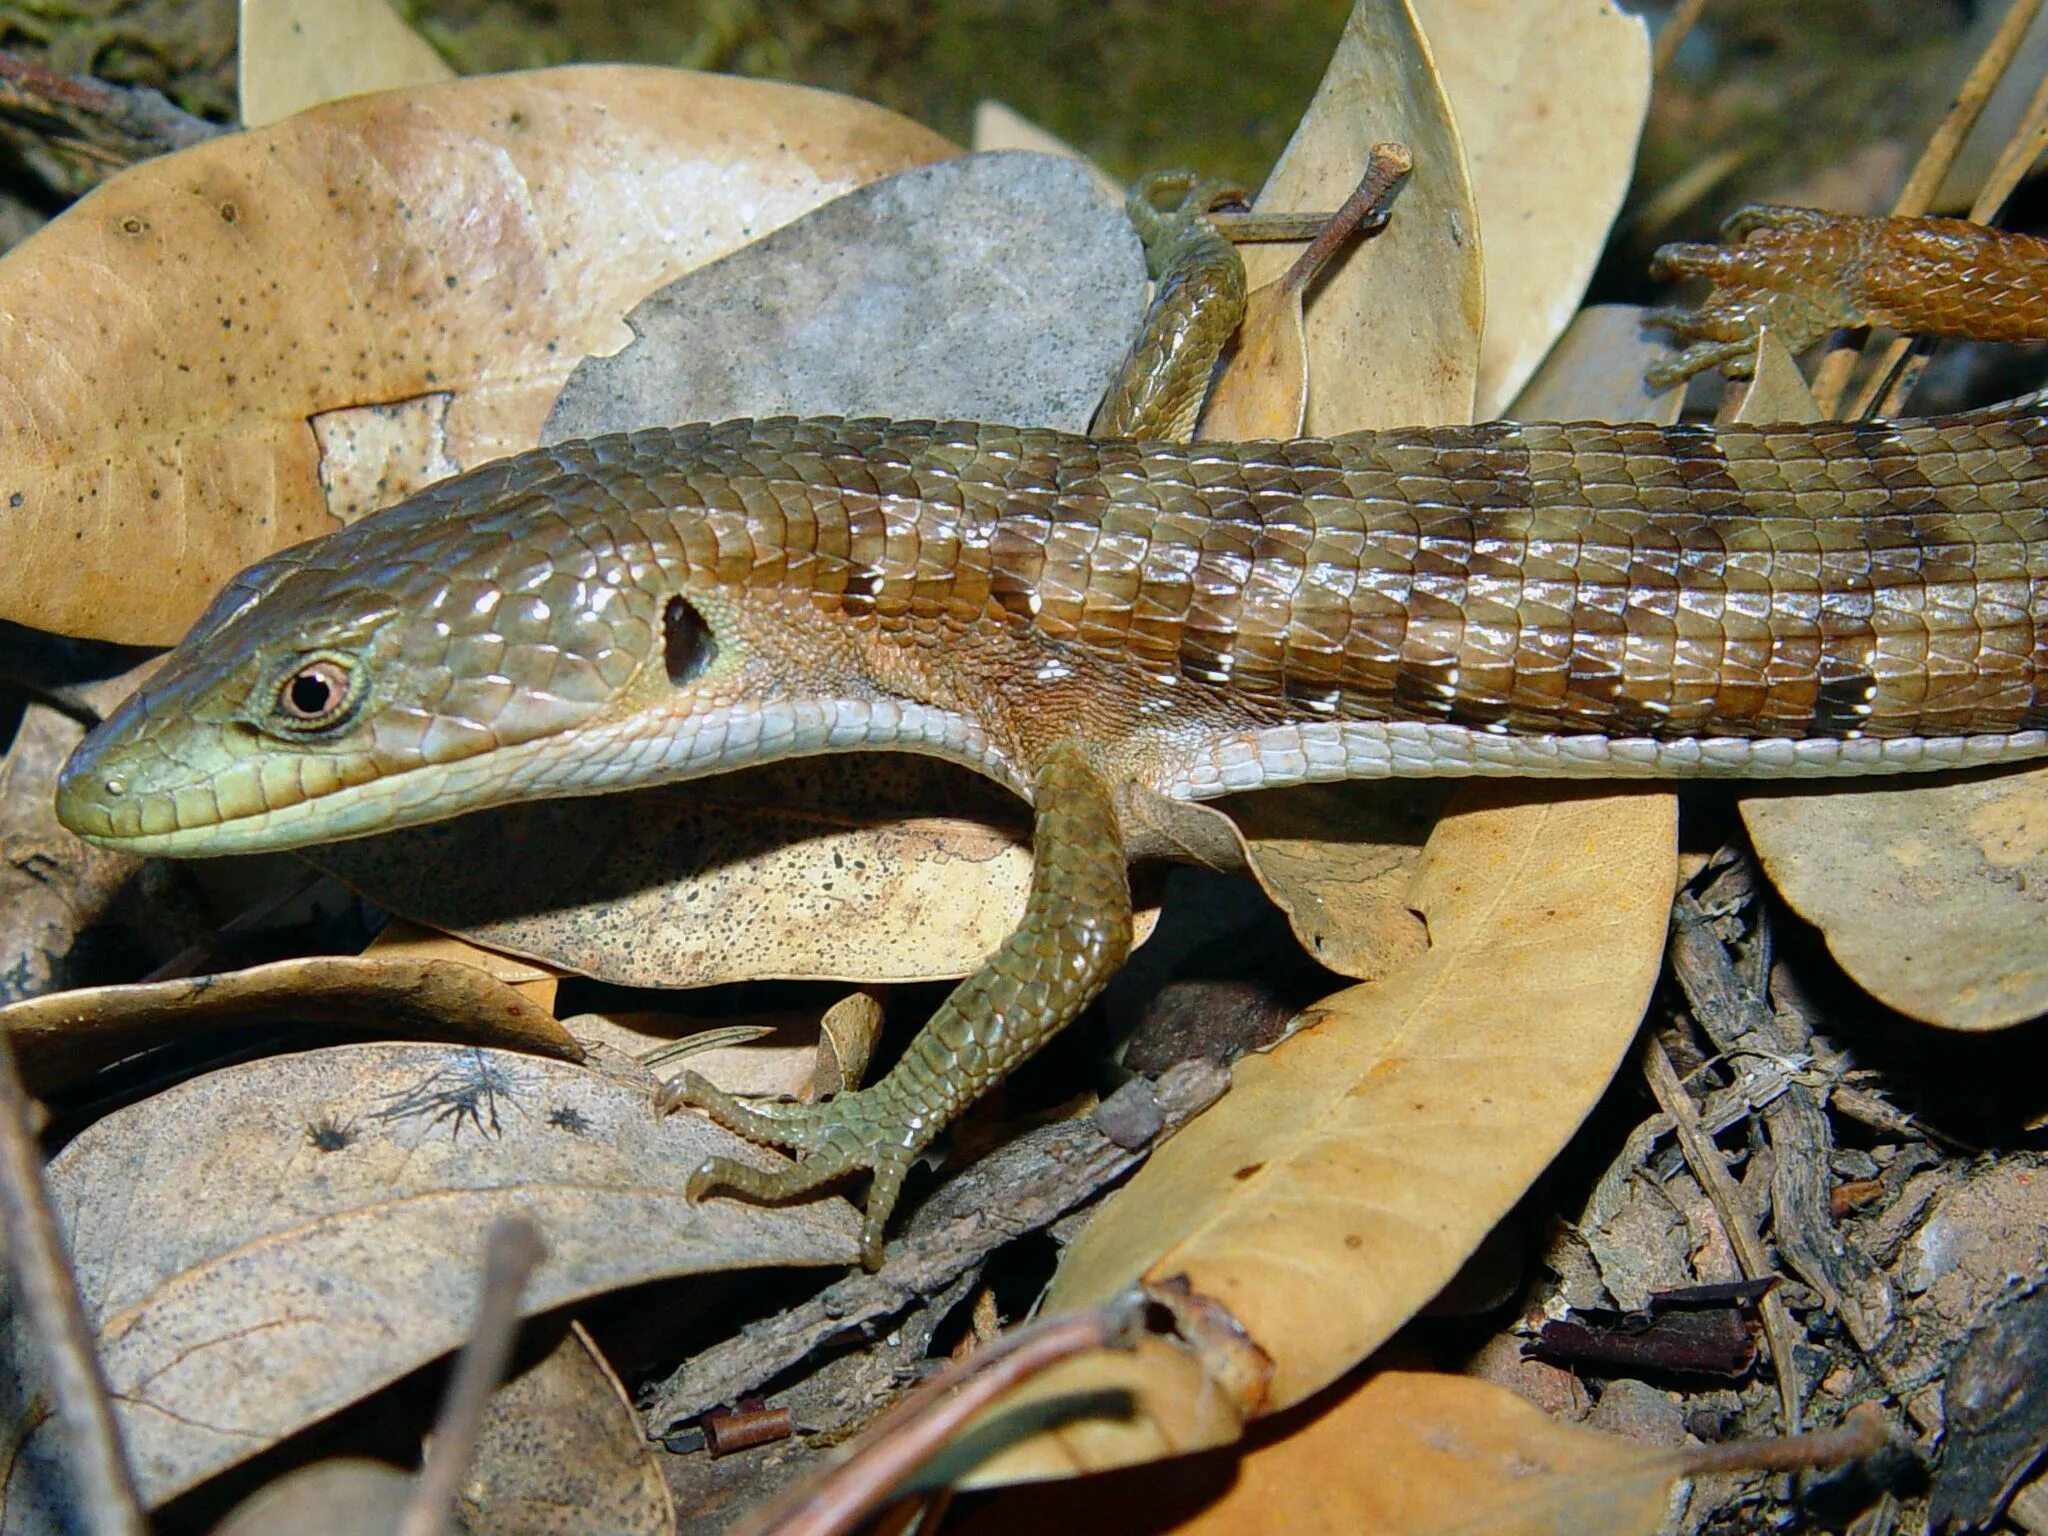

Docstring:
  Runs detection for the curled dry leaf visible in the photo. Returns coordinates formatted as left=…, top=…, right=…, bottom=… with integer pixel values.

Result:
left=0, top=953, right=581, bottom=1095
left=0, top=1042, right=860, bottom=1528
left=1221, top=781, right=1448, bottom=982
left=959, top=1371, right=1704, bottom=1536
left=1413, top=0, right=1652, bottom=419
left=312, top=757, right=1159, bottom=988
left=1242, top=0, right=1483, bottom=432
left=237, top=0, right=453, bottom=129
left=460, top=1323, right=675, bottom=1536
left=0, top=66, right=954, bottom=643
left=968, top=786, right=1674, bottom=1480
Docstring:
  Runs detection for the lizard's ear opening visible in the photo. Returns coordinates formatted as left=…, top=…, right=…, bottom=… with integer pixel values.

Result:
left=664, top=596, right=718, bottom=686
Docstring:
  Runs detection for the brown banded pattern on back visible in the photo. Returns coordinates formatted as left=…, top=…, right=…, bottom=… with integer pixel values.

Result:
left=546, top=411, right=2048, bottom=747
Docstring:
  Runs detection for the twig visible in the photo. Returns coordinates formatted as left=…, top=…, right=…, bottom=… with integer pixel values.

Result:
left=0, top=1029, right=146, bottom=1536
left=1653, top=0, right=1713, bottom=78
left=1277, top=141, right=1413, bottom=295
left=644, top=1059, right=1228, bottom=1429
left=1642, top=1036, right=1806, bottom=1433
left=729, top=1301, right=1144, bottom=1536
left=393, top=1216, right=549, bottom=1536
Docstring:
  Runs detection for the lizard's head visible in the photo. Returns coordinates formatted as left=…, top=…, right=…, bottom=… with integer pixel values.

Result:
left=56, top=428, right=898, bottom=857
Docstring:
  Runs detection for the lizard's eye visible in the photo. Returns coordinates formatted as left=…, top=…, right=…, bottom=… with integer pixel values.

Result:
left=273, top=655, right=360, bottom=731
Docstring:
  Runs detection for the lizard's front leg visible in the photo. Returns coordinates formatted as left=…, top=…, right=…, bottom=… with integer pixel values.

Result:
left=659, top=739, right=1133, bottom=1268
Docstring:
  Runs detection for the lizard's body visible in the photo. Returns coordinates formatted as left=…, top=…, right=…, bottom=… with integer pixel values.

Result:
left=56, top=200, right=2048, bottom=1263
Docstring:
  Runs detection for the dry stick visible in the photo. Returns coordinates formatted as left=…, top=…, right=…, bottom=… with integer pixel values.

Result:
left=0, top=1030, right=146, bottom=1536
left=1809, top=0, right=2043, bottom=416
left=731, top=1301, right=1143, bottom=1536
left=1214, top=140, right=1414, bottom=258
left=392, top=1216, right=549, bottom=1536
left=1858, top=63, right=2048, bottom=419
left=1680, top=1402, right=1891, bottom=1477
left=1652, top=0, right=1713, bottom=78
left=1641, top=1037, right=1806, bottom=1435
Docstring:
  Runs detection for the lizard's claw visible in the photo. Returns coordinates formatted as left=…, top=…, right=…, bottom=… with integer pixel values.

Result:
left=658, top=1070, right=920, bottom=1270
left=1644, top=204, right=1877, bottom=389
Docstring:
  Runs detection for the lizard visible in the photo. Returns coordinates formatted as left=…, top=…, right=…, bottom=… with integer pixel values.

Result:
left=53, top=187, right=2048, bottom=1267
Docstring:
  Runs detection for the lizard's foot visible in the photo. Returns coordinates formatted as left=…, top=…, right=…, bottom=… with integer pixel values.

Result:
left=1645, top=205, right=1879, bottom=388
left=658, top=1071, right=918, bottom=1269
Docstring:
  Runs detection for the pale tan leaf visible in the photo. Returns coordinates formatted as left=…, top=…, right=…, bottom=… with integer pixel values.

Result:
left=1412, top=0, right=1651, bottom=418
left=237, top=0, right=453, bottom=128
left=0, top=953, right=582, bottom=1094
left=970, top=787, right=1674, bottom=1480
left=1196, top=278, right=1309, bottom=439
left=311, top=757, right=1158, bottom=989
left=970, top=101, right=1123, bottom=201
left=212, top=1460, right=413, bottom=1536
left=461, top=1323, right=675, bottom=1536
left=960, top=1372, right=1687, bottom=1535
left=0, top=67, right=953, bottom=643
left=366, top=917, right=565, bottom=1008
left=1240, top=0, right=1484, bottom=432
left=1728, top=330, right=1825, bottom=422
left=1506, top=304, right=1686, bottom=424
left=1222, top=781, right=1448, bottom=981
left=1742, top=772, right=2048, bottom=1030
left=0, top=1043, right=859, bottom=1521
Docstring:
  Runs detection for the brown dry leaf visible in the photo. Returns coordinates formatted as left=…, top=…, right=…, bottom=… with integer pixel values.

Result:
left=969, top=787, right=1674, bottom=1480
left=1200, top=274, right=1312, bottom=439
left=0, top=67, right=954, bottom=643
left=1728, top=330, right=1825, bottom=423
left=311, top=757, right=1157, bottom=988
left=1724, top=331, right=2048, bottom=1031
left=366, top=918, right=564, bottom=1012
left=1413, top=0, right=1652, bottom=419
left=461, top=1323, right=675, bottom=1536
left=1506, top=305, right=1686, bottom=424
left=959, top=1371, right=1688, bottom=1535
left=211, top=1460, right=413, bottom=1536
left=0, top=701, right=148, bottom=1004
left=0, top=953, right=581, bottom=1094
left=0, top=1042, right=860, bottom=1525
left=1239, top=0, right=1484, bottom=431
left=1742, top=776, right=2048, bottom=1029
left=1222, top=782, right=1449, bottom=981
left=237, top=0, right=453, bottom=128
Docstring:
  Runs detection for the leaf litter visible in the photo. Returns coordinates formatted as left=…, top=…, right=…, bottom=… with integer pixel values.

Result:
left=3, top=1, right=2044, bottom=1533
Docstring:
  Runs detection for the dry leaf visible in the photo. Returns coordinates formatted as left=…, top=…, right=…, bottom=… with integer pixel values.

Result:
left=0, top=67, right=953, bottom=643
left=1506, top=305, right=1687, bottom=424
left=311, top=757, right=1157, bottom=988
left=970, top=787, right=1674, bottom=1480
left=0, top=1042, right=860, bottom=1527
left=545, top=152, right=1145, bottom=442
left=1198, top=276, right=1312, bottom=440
left=460, top=1323, right=675, bottom=1536
left=957, top=1371, right=1692, bottom=1536
left=1222, top=781, right=1449, bottom=981
left=1728, top=330, right=1825, bottom=423
left=237, top=0, right=453, bottom=128
left=1241, top=0, right=1483, bottom=432
left=0, top=953, right=581, bottom=1094
left=1743, top=776, right=2048, bottom=1030
left=1412, top=0, right=1652, bottom=418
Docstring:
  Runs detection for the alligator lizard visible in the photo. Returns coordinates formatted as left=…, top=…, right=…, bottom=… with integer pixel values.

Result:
left=55, top=197, right=2048, bottom=1265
